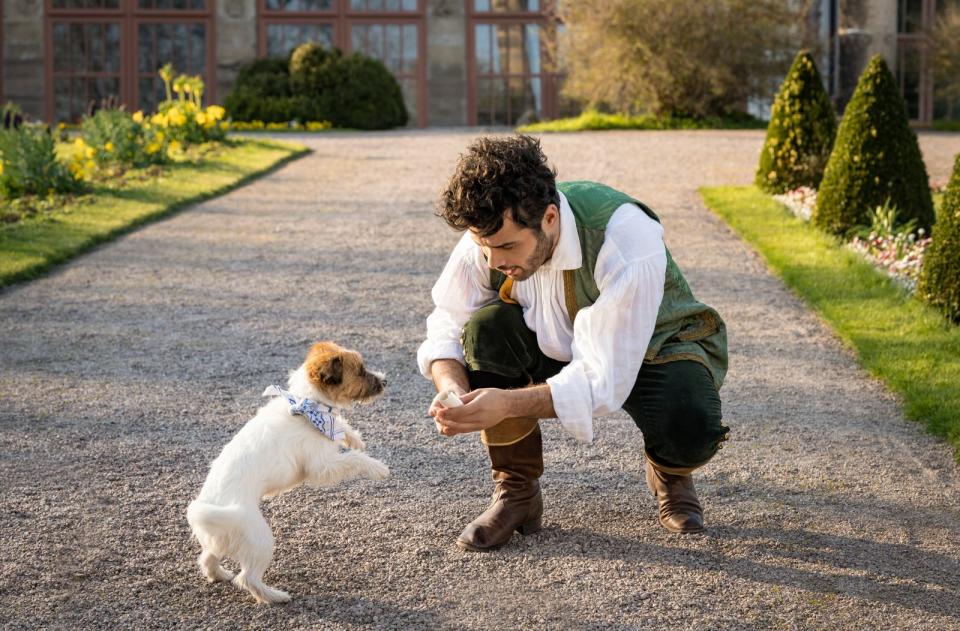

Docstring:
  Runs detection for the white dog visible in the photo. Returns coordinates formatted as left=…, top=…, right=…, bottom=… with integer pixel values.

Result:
left=187, top=341, right=390, bottom=604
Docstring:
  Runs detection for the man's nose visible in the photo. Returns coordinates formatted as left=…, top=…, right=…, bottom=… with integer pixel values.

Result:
left=487, top=251, right=504, bottom=270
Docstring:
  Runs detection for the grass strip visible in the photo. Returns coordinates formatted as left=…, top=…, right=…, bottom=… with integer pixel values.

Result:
left=518, top=110, right=766, bottom=133
left=700, top=185, right=960, bottom=460
left=0, top=137, right=308, bottom=288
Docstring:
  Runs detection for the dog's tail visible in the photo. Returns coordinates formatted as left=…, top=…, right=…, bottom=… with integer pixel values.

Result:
left=187, top=501, right=244, bottom=539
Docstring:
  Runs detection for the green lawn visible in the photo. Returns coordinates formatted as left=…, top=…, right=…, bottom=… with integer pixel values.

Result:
left=0, top=137, right=308, bottom=288
left=700, top=185, right=960, bottom=460
left=518, top=110, right=766, bottom=133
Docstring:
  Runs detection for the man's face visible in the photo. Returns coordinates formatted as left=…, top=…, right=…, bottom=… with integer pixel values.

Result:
left=470, top=206, right=559, bottom=282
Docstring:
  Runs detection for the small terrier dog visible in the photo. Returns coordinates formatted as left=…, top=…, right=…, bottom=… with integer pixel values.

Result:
left=187, top=341, right=390, bottom=604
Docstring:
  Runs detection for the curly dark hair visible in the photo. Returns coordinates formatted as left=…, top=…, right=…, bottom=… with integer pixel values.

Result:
left=437, top=135, right=559, bottom=237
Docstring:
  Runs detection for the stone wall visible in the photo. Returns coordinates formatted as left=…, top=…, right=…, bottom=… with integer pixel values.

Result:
left=215, top=0, right=257, bottom=108
left=426, top=0, right=467, bottom=126
left=3, top=0, right=46, bottom=120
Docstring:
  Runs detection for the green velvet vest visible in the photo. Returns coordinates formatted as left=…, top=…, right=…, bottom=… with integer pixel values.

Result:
left=491, top=180, right=728, bottom=389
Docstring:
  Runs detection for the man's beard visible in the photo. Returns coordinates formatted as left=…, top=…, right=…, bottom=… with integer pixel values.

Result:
left=504, top=229, right=556, bottom=281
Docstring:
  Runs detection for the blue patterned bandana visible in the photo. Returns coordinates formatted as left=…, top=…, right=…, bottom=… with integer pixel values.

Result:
left=262, top=385, right=345, bottom=441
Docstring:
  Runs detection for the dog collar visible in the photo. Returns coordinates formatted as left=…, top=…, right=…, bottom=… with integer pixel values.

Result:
left=262, top=385, right=346, bottom=441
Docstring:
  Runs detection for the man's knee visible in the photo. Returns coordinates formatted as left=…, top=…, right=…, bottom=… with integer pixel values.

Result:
left=634, top=361, right=729, bottom=468
left=660, top=394, right=727, bottom=467
left=460, top=302, right=531, bottom=379
left=462, top=302, right=525, bottom=356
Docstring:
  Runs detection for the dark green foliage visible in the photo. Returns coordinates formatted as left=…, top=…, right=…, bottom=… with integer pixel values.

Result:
left=917, top=154, right=960, bottom=323
left=814, top=55, right=934, bottom=236
left=756, top=50, right=836, bottom=193
left=0, top=125, right=84, bottom=199
left=225, top=44, right=408, bottom=129
left=288, top=44, right=407, bottom=130
left=224, top=57, right=296, bottom=123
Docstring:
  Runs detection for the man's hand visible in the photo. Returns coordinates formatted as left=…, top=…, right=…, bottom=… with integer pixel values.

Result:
left=432, top=388, right=511, bottom=436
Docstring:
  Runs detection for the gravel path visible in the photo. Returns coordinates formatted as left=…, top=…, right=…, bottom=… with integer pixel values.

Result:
left=1, top=130, right=958, bottom=630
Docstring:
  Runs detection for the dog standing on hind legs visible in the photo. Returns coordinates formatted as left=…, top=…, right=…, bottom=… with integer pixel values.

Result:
left=187, top=341, right=390, bottom=604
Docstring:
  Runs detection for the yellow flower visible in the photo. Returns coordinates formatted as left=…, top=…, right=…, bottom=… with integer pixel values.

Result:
left=74, top=137, right=86, bottom=150
left=206, top=105, right=225, bottom=121
left=167, top=109, right=186, bottom=126
left=0, top=162, right=4, bottom=176
left=57, top=122, right=66, bottom=130
left=195, top=112, right=207, bottom=126
left=155, top=131, right=165, bottom=143
left=104, top=141, right=114, bottom=153
left=145, top=142, right=160, bottom=155
left=168, top=140, right=182, bottom=154
left=151, top=112, right=167, bottom=127
left=86, top=160, right=96, bottom=170
left=133, top=111, right=144, bottom=123
left=85, top=147, right=95, bottom=159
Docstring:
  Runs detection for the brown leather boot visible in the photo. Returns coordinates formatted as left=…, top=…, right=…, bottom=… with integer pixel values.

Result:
left=456, top=422, right=544, bottom=551
left=645, top=451, right=706, bottom=534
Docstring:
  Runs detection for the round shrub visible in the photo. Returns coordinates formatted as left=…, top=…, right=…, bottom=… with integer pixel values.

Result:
left=288, top=43, right=408, bottom=130
left=917, top=154, right=960, bottom=323
left=814, top=54, right=934, bottom=236
left=756, top=50, right=836, bottom=194
left=224, top=57, right=293, bottom=123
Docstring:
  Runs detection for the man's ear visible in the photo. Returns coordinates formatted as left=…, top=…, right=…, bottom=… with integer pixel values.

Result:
left=320, top=356, right=343, bottom=385
left=542, top=203, right=560, bottom=228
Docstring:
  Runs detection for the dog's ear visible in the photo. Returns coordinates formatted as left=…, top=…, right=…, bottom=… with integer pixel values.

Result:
left=319, top=355, right=343, bottom=385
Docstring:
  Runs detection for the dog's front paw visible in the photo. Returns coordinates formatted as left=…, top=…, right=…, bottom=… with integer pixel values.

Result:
left=343, top=429, right=365, bottom=451
left=367, top=459, right=390, bottom=481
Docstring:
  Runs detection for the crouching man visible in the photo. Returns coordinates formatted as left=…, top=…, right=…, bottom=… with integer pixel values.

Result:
left=418, top=135, right=729, bottom=551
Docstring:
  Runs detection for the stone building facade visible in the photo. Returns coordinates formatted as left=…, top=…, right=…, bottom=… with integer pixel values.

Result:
left=0, top=0, right=956, bottom=127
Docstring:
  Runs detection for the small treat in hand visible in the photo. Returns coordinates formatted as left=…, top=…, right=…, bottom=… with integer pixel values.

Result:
left=437, top=390, right=464, bottom=408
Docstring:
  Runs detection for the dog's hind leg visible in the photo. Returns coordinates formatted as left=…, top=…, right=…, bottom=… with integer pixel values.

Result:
left=231, top=511, right=291, bottom=604
left=198, top=549, right=234, bottom=583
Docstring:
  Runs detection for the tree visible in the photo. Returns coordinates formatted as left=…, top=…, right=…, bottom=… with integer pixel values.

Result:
left=756, top=50, right=837, bottom=193
left=813, top=55, right=935, bottom=236
left=558, top=0, right=804, bottom=118
left=917, top=154, right=960, bottom=323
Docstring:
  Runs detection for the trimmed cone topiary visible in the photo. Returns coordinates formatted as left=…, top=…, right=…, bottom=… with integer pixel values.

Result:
left=813, top=55, right=935, bottom=236
left=756, top=50, right=836, bottom=194
left=917, top=154, right=960, bottom=323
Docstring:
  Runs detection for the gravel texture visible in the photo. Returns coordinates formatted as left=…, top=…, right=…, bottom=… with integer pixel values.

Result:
left=1, top=130, right=959, bottom=630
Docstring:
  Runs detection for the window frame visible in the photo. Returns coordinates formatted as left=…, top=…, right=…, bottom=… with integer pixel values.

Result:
left=466, top=0, right=560, bottom=126
left=45, top=0, right=216, bottom=122
left=256, top=0, right=427, bottom=126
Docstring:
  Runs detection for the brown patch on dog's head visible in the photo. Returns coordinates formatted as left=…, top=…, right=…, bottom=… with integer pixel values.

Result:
left=304, top=341, right=386, bottom=406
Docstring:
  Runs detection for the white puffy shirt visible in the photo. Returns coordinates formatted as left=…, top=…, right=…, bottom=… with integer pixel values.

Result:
left=417, top=191, right=667, bottom=444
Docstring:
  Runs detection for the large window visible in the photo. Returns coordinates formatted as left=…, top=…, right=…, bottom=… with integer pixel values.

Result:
left=467, top=0, right=558, bottom=126
left=257, top=0, right=426, bottom=126
left=46, top=0, right=214, bottom=122
left=896, top=0, right=937, bottom=123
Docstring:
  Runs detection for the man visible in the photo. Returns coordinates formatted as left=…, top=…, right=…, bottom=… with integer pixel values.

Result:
left=418, top=135, right=729, bottom=551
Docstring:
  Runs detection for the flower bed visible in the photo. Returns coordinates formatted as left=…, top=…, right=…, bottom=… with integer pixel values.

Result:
left=774, top=186, right=933, bottom=293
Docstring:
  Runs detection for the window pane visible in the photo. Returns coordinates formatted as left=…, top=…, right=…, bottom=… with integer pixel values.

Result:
left=137, top=0, right=206, bottom=7
left=137, top=22, right=207, bottom=111
left=508, top=76, right=540, bottom=124
left=53, top=0, right=120, bottom=8
left=898, top=43, right=921, bottom=119
left=350, top=0, right=418, bottom=9
left=402, top=24, right=417, bottom=74
left=474, top=0, right=539, bottom=11
left=898, top=0, right=924, bottom=33
left=523, top=24, right=540, bottom=75
left=267, top=23, right=334, bottom=58
left=265, top=0, right=334, bottom=11
left=475, top=24, right=492, bottom=75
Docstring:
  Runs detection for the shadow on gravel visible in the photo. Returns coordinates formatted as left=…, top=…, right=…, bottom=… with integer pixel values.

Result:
left=533, top=525, right=959, bottom=619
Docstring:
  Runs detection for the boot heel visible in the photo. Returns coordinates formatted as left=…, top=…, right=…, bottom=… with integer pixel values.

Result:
left=517, top=517, right=542, bottom=536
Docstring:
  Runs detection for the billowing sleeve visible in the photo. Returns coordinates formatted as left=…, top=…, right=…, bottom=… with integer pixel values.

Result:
left=546, top=206, right=666, bottom=443
left=417, top=232, right=497, bottom=378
